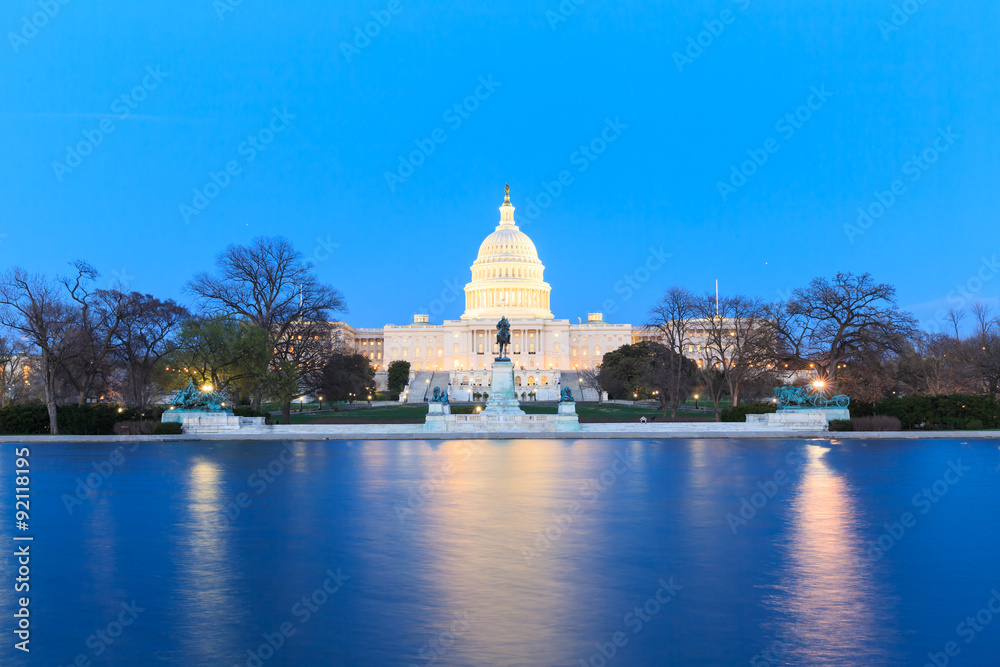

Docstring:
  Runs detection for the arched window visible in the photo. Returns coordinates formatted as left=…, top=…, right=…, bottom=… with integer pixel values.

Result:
left=527, top=376, right=536, bottom=386
left=541, top=376, right=549, bottom=385
left=515, top=376, right=522, bottom=386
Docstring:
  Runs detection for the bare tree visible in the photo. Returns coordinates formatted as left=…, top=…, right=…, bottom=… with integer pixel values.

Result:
left=187, top=237, right=346, bottom=422
left=766, top=272, right=917, bottom=392
left=648, top=287, right=697, bottom=417
left=111, top=293, right=189, bottom=409
left=579, top=366, right=605, bottom=402
left=695, top=293, right=777, bottom=417
left=0, top=269, right=78, bottom=433
left=962, top=303, right=1000, bottom=398
left=896, top=332, right=967, bottom=396
left=57, top=262, right=129, bottom=405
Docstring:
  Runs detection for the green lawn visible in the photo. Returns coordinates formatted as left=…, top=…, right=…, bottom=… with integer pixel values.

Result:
left=283, top=402, right=710, bottom=424
left=284, top=405, right=428, bottom=424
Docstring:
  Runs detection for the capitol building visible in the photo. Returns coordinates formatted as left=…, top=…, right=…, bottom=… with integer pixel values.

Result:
left=331, top=186, right=656, bottom=402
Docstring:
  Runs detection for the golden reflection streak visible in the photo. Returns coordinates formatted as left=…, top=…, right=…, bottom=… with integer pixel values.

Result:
left=362, top=439, right=607, bottom=665
left=776, top=444, right=892, bottom=662
left=177, top=458, right=241, bottom=660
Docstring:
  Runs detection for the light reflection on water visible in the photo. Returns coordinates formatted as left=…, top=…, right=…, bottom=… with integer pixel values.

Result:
left=2, top=438, right=999, bottom=665
left=771, top=444, right=899, bottom=664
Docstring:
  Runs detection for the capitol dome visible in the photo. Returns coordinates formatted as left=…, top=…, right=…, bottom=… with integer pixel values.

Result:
left=462, top=185, right=553, bottom=320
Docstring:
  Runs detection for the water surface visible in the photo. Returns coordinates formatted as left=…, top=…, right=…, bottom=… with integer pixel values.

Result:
left=2, top=438, right=999, bottom=665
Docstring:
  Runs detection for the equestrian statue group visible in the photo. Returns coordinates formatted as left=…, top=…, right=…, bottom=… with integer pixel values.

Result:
left=773, top=385, right=850, bottom=409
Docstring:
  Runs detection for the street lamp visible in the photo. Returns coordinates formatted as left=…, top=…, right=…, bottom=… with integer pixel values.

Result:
left=694, top=393, right=700, bottom=409
left=318, top=396, right=323, bottom=410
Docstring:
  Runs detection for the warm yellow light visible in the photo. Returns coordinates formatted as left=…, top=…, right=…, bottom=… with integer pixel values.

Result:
left=202, top=383, right=214, bottom=393
left=117, top=407, right=124, bottom=413
left=813, top=380, right=825, bottom=389
left=694, top=394, right=699, bottom=400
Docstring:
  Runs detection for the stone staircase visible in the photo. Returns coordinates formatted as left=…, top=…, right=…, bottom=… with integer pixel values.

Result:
left=404, top=370, right=450, bottom=403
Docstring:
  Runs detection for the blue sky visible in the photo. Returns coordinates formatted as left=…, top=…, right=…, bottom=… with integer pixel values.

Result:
left=1, top=0, right=997, bottom=332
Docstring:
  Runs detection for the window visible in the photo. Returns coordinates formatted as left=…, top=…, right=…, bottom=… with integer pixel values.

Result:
left=478, top=343, right=484, bottom=354
left=453, top=343, right=459, bottom=353
left=541, top=376, right=549, bottom=385
left=514, top=344, right=520, bottom=354
left=529, top=343, right=535, bottom=354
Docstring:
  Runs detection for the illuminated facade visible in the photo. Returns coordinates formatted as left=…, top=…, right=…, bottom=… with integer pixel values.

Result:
left=331, top=186, right=761, bottom=401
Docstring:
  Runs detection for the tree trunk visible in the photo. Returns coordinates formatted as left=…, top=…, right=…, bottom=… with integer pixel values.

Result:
left=282, top=400, right=291, bottom=425
left=43, top=359, right=58, bottom=435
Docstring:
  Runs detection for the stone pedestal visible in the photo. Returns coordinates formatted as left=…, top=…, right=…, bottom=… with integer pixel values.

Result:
left=424, top=402, right=451, bottom=432
left=555, top=400, right=581, bottom=430
left=745, top=407, right=848, bottom=430
left=162, top=410, right=264, bottom=434
left=482, top=359, right=524, bottom=415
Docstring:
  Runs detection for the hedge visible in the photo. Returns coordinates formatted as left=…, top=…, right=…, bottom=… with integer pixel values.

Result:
left=850, top=395, right=999, bottom=430
left=0, top=404, right=122, bottom=435
left=720, top=402, right=778, bottom=423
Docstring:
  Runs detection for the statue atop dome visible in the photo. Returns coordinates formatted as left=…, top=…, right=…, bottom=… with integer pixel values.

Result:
left=503, top=182, right=511, bottom=205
